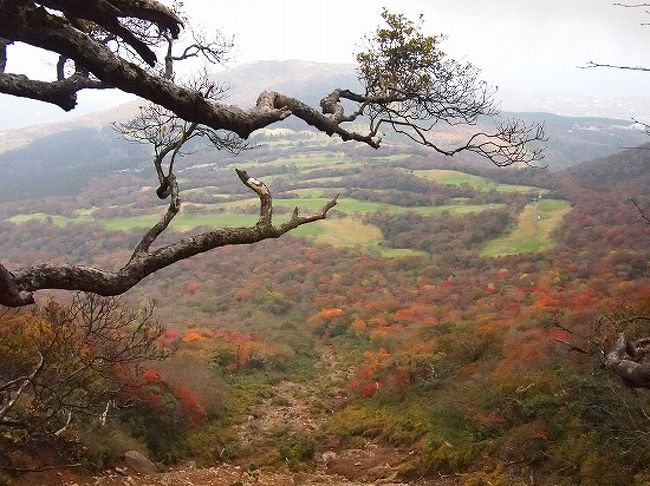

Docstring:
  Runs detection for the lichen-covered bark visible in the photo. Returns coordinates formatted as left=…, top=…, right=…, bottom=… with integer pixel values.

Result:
left=0, top=2, right=378, bottom=146
left=0, top=1, right=546, bottom=306
left=0, top=172, right=337, bottom=307
left=605, top=333, right=650, bottom=389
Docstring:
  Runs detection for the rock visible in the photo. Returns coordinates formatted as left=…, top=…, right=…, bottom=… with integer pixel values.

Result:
left=320, top=450, right=337, bottom=463
left=114, top=466, right=128, bottom=475
left=124, top=450, right=156, bottom=474
left=365, top=464, right=390, bottom=481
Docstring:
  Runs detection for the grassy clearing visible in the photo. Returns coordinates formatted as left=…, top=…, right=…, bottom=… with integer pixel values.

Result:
left=184, top=187, right=232, bottom=198
left=74, top=207, right=97, bottom=217
left=413, top=169, right=548, bottom=194
left=7, top=213, right=75, bottom=226
left=380, top=247, right=429, bottom=258
left=281, top=188, right=343, bottom=198
left=480, top=199, right=572, bottom=257
left=104, top=213, right=260, bottom=231
left=291, top=217, right=428, bottom=258
left=298, top=176, right=345, bottom=185
left=224, top=197, right=504, bottom=217
left=8, top=211, right=259, bottom=232
left=234, top=153, right=349, bottom=172
left=372, top=154, right=411, bottom=162
left=292, top=217, right=382, bottom=246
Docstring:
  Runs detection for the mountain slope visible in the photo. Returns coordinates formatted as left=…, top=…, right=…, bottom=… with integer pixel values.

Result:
left=1, top=60, right=649, bottom=203
left=564, top=142, right=650, bottom=194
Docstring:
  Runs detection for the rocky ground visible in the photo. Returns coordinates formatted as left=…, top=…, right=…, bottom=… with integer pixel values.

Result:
left=16, top=346, right=459, bottom=486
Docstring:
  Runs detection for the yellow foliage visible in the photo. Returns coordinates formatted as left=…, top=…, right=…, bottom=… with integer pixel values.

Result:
left=183, top=331, right=204, bottom=343
left=350, top=318, right=367, bottom=334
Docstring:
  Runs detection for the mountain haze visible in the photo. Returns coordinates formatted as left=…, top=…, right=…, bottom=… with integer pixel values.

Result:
left=1, top=60, right=649, bottom=203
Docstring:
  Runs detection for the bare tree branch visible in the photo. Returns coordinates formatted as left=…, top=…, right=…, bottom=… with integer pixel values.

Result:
left=0, top=352, right=44, bottom=421
left=0, top=171, right=337, bottom=306
left=581, top=61, right=650, bottom=72
left=0, top=72, right=109, bottom=110
left=630, top=197, right=650, bottom=225
left=0, top=37, right=10, bottom=73
left=0, top=295, right=168, bottom=435
left=554, top=339, right=591, bottom=355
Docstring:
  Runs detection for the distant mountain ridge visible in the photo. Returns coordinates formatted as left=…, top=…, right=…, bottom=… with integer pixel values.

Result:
left=1, top=60, right=649, bottom=203
left=564, top=142, right=650, bottom=195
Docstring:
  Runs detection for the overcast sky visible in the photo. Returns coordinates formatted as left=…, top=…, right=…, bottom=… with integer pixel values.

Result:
left=2, top=0, right=650, bottom=129
left=178, top=0, right=650, bottom=98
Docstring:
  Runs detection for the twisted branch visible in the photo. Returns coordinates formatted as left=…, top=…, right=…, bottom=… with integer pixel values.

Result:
left=606, top=333, right=650, bottom=388
left=1, top=171, right=337, bottom=307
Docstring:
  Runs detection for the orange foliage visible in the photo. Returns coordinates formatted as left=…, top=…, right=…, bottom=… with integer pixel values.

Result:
left=237, top=341, right=255, bottom=368
left=534, top=296, right=561, bottom=309
left=318, top=307, right=344, bottom=319
left=350, top=318, right=367, bottom=334
left=183, top=331, right=204, bottom=343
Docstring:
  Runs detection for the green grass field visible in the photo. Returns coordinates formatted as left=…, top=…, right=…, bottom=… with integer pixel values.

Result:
left=298, top=175, right=346, bottom=185
left=281, top=188, right=342, bottom=198
left=7, top=213, right=75, bottom=226
left=234, top=153, right=349, bottom=172
left=413, top=169, right=548, bottom=194
left=5, top=159, right=554, bottom=260
left=8, top=211, right=259, bottom=232
left=480, top=199, right=572, bottom=257
left=221, top=197, right=504, bottom=217
left=291, top=217, right=428, bottom=258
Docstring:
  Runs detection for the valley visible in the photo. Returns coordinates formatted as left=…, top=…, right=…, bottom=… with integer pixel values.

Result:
left=0, top=59, right=649, bottom=486
left=3, top=135, right=567, bottom=260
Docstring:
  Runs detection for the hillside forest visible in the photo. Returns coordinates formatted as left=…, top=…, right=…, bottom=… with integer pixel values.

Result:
left=0, top=2, right=650, bottom=486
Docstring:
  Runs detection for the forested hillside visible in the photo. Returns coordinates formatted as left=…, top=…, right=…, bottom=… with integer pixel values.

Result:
left=1, top=123, right=649, bottom=484
left=1, top=61, right=648, bottom=203
left=2, top=2, right=650, bottom=485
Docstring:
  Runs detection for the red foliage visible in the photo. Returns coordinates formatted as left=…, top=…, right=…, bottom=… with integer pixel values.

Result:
left=161, top=329, right=179, bottom=341
left=175, top=385, right=207, bottom=426
left=143, top=369, right=161, bottom=382
left=185, top=280, right=203, bottom=294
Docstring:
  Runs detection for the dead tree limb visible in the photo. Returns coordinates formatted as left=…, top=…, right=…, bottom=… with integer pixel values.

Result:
left=0, top=171, right=338, bottom=306
left=606, top=333, right=650, bottom=389
left=0, top=4, right=546, bottom=306
left=630, top=197, right=650, bottom=225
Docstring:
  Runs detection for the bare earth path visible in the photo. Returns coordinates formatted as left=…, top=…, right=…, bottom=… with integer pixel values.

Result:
left=21, top=346, right=458, bottom=486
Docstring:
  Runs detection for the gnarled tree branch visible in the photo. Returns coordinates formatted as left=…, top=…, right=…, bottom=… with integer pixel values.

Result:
left=0, top=73, right=108, bottom=111
left=605, top=333, right=650, bottom=388
left=0, top=4, right=546, bottom=306
left=1, top=170, right=337, bottom=306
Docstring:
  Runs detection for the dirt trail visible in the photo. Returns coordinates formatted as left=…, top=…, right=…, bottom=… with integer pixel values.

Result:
left=232, top=344, right=348, bottom=447
left=24, top=345, right=458, bottom=486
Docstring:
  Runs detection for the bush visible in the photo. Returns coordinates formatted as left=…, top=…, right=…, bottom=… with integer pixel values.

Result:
left=79, top=423, right=146, bottom=470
